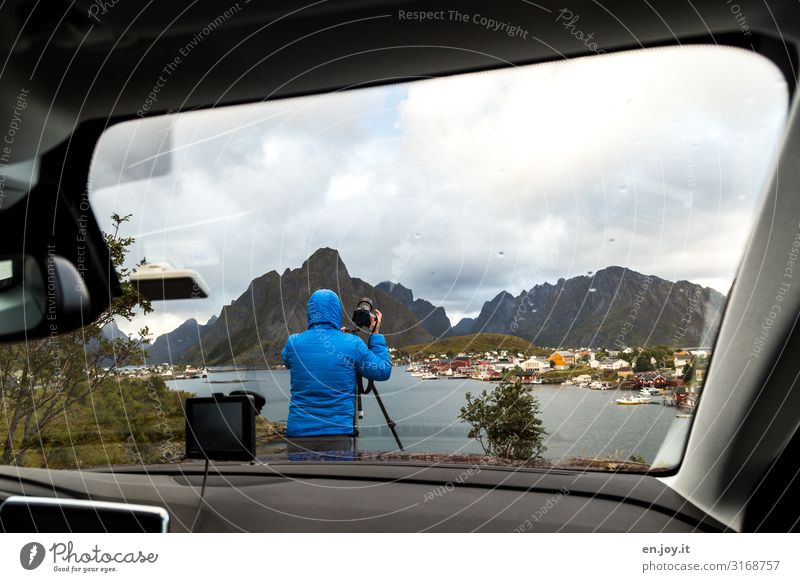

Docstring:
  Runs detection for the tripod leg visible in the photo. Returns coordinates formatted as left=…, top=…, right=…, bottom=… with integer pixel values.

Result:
left=369, top=383, right=404, bottom=451
left=353, top=374, right=364, bottom=452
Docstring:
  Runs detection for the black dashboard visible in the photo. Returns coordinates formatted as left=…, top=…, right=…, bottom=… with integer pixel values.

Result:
left=0, top=463, right=728, bottom=533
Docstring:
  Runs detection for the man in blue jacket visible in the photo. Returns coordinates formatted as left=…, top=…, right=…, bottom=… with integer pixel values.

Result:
left=282, top=289, right=392, bottom=453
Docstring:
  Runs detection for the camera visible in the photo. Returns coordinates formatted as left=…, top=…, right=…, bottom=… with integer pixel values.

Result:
left=352, top=297, right=375, bottom=329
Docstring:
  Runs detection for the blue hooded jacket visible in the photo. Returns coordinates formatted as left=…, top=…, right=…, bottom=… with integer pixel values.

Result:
left=282, top=289, right=392, bottom=437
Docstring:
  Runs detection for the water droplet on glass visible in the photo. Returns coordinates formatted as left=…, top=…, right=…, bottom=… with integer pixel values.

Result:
left=414, top=232, right=421, bottom=239
left=587, top=271, right=593, bottom=275
left=497, top=251, right=505, bottom=258
left=609, top=238, right=615, bottom=242
left=588, top=288, right=597, bottom=293
left=619, top=186, right=628, bottom=193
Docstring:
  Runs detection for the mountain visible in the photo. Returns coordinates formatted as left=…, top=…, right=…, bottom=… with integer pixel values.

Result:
left=101, top=320, right=125, bottom=341
left=144, top=315, right=217, bottom=364
left=376, top=281, right=451, bottom=338
left=87, top=320, right=128, bottom=368
left=399, top=333, right=550, bottom=358
left=457, top=266, right=725, bottom=348
left=150, top=254, right=727, bottom=365
left=449, top=317, right=475, bottom=336
left=178, top=248, right=434, bottom=365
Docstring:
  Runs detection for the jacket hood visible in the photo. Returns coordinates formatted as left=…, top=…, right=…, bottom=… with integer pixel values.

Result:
left=307, top=289, right=342, bottom=329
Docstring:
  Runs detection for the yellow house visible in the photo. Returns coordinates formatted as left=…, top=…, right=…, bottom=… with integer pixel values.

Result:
left=549, top=350, right=576, bottom=370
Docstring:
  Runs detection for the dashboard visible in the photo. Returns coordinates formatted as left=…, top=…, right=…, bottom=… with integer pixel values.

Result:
left=0, top=463, right=728, bottom=533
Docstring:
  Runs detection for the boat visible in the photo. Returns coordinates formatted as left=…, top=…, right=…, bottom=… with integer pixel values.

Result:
left=616, top=395, right=652, bottom=405
left=676, top=413, right=693, bottom=418
left=563, top=379, right=574, bottom=386
left=420, top=372, right=438, bottom=380
left=200, top=367, right=209, bottom=379
left=410, top=371, right=424, bottom=377
left=450, top=373, right=469, bottom=379
left=589, top=381, right=607, bottom=390
left=640, top=387, right=660, bottom=396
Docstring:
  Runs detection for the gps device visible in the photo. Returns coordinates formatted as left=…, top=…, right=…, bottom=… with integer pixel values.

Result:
left=185, top=394, right=257, bottom=461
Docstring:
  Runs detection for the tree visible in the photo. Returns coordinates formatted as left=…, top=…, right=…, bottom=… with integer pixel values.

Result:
left=682, top=359, right=695, bottom=386
left=458, top=379, right=547, bottom=463
left=634, top=353, right=654, bottom=372
left=0, top=214, right=152, bottom=466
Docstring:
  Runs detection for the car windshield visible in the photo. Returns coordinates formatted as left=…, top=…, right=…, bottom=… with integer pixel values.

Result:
left=3, top=45, right=787, bottom=472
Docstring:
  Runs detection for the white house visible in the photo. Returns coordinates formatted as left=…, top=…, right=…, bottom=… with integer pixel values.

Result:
left=521, top=356, right=551, bottom=372
left=673, top=351, right=692, bottom=376
left=591, top=357, right=630, bottom=370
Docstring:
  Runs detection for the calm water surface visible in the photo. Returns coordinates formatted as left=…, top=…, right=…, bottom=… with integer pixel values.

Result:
left=168, top=367, right=687, bottom=463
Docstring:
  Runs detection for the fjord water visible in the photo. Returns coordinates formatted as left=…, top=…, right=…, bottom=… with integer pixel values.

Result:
left=169, top=368, right=681, bottom=463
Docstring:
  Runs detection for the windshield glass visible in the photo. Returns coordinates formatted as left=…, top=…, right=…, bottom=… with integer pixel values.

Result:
left=8, top=45, right=786, bottom=472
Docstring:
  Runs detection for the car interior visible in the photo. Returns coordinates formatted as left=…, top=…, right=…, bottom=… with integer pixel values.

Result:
left=1, top=0, right=799, bottom=533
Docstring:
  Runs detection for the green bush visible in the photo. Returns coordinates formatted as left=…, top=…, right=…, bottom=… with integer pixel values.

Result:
left=458, top=380, right=547, bottom=462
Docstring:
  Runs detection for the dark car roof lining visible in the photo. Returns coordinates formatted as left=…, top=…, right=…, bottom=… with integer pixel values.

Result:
left=3, top=0, right=800, bottom=164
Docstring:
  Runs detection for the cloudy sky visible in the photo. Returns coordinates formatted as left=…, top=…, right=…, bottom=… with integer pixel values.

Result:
left=89, top=45, right=789, bottom=339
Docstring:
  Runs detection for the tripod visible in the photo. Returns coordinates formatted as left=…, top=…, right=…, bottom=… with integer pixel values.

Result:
left=354, top=372, right=404, bottom=451
left=345, top=328, right=404, bottom=451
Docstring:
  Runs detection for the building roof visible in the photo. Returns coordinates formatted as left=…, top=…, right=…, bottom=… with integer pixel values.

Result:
left=636, top=371, right=668, bottom=380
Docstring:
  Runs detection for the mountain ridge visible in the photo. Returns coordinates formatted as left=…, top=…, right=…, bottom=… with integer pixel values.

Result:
left=376, top=281, right=452, bottom=338
left=147, top=251, right=727, bottom=364
left=462, top=266, right=725, bottom=348
left=176, top=248, right=434, bottom=365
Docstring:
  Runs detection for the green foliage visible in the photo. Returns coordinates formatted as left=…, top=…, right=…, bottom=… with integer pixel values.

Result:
left=682, top=360, right=695, bottom=385
left=458, top=380, right=547, bottom=462
left=0, top=214, right=154, bottom=466
left=540, top=366, right=592, bottom=380
left=32, top=377, right=191, bottom=469
left=632, top=345, right=675, bottom=372
left=634, top=355, right=654, bottom=372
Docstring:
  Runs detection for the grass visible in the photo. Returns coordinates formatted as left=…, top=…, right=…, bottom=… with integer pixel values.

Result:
left=398, top=333, right=550, bottom=358
left=3, top=375, right=286, bottom=470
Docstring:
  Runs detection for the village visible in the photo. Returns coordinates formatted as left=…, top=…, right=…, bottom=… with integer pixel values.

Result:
left=106, top=344, right=709, bottom=413
left=395, top=345, right=710, bottom=411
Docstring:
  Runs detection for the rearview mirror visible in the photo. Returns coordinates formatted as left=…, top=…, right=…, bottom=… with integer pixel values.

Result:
left=0, top=255, right=46, bottom=334
left=0, top=254, right=90, bottom=337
